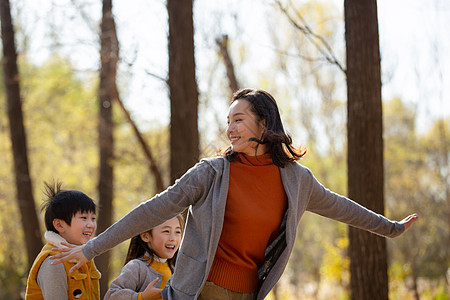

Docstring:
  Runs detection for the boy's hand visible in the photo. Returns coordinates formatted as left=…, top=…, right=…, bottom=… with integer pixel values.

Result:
left=50, top=242, right=88, bottom=273
left=399, top=213, right=419, bottom=231
left=141, top=278, right=163, bottom=300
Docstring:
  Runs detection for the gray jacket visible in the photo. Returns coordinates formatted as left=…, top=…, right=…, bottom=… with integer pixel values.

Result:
left=104, top=257, right=165, bottom=300
left=83, top=157, right=404, bottom=300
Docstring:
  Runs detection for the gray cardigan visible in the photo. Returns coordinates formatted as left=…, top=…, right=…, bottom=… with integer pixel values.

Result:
left=83, top=157, right=404, bottom=300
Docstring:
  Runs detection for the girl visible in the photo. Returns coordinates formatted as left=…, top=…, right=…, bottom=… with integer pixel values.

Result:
left=52, top=88, right=418, bottom=300
left=104, top=215, right=183, bottom=300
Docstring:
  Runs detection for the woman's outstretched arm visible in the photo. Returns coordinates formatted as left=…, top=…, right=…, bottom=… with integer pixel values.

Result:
left=51, top=159, right=216, bottom=273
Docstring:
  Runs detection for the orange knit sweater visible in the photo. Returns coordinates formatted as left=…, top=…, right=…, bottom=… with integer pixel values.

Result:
left=207, top=153, right=287, bottom=293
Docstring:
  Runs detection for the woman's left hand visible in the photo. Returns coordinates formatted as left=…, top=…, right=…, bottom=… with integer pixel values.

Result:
left=399, top=213, right=419, bottom=231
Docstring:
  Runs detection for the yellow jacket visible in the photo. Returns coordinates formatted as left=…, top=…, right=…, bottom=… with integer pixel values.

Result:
left=25, top=232, right=101, bottom=300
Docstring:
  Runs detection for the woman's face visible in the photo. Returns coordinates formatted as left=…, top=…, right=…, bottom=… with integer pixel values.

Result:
left=226, top=99, right=266, bottom=156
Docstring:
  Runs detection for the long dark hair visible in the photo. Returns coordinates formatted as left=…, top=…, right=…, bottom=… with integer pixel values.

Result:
left=221, top=88, right=306, bottom=167
left=124, top=215, right=184, bottom=272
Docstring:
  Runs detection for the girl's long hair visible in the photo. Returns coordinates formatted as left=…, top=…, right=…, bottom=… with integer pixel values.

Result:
left=221, top=88, right=306, bottom=167
left=124, top=215, right=184, bottom=272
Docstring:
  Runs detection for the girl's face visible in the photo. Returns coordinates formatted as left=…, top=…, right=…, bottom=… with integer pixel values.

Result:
left=141, top=217, right=182, bottom=259
left=226, top=99, right=267, bottom=156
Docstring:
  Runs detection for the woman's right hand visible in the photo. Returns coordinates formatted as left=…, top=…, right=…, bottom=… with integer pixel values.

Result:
left=49, top=242, right=88, bottom=273
left=141, top=278, right=163, bottom=300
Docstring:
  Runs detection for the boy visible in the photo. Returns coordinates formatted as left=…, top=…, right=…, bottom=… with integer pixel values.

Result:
left=25, top=182, right=101, bottom=299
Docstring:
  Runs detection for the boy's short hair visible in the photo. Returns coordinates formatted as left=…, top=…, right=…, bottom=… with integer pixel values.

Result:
left=41, top=181, right=97, bottom=233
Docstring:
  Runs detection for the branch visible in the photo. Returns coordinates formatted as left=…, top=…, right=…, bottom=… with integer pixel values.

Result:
left=114, top=86, right=166, bottom=193
left=69, top=0, right=99, bottom=34
left=144, top=69, right=168, bottom=84
left=215, top=34, right=240, bottom=93
left=275, top=0, right=346, bottom=74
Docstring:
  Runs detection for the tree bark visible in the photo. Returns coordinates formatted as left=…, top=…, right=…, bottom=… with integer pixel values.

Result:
left=96, top=0, right=117, bottom=297
left=0, top=0, right=43, bottom=269
left=345, top=0, right=388, bottom=299
left=167, top=0, right=199, bottom=184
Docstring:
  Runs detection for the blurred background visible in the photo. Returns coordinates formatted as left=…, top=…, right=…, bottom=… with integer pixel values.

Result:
left=0, top=0, right=448, bottom=299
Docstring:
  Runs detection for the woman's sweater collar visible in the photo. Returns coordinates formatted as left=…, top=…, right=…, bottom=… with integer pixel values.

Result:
left=236, top=152, right=273, bottom=166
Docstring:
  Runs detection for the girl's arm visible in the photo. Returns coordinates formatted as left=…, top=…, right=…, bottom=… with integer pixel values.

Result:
left=105, top=260, right=161, bottom=300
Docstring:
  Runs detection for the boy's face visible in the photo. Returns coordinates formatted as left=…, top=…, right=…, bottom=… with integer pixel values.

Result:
left=55, top=211, right=97, bottom=245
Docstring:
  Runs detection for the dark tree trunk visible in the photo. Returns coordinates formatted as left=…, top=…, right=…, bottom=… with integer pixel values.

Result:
left=0, top=0, right=43, bottom=269
left=167, top=0, right=199, bottom=184
left=96, top=0, right=117, bottom=297
left=345, top=0, right=388, bottom=299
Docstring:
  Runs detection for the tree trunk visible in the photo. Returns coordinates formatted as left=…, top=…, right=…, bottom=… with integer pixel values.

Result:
left=0, top=0, right=43, bottom=269
left=167, top=0, right=199, bottom=184
left=96, top=0, right=117, bottom=297
left=345, top=0, right=388, bottom=299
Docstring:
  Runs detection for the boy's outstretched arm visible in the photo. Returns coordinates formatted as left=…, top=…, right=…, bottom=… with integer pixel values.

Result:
left=399, top=213, right=419, bottom=231
left=50, top=242, right=88, bottom=274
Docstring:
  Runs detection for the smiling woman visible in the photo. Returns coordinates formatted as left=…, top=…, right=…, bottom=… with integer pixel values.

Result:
left=49, top=88, right=417, bottom=300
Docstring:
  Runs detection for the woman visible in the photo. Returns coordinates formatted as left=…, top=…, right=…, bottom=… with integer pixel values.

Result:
left=52, top=88, right=418, bottom=300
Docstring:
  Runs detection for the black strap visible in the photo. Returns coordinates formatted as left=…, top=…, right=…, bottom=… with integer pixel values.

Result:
left=257, top=210, right=288, bottom=288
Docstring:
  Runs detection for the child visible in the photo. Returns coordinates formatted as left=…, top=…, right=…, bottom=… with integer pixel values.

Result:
left=25, top=181, right=100, bottom=299
left=104, top=215, right=183, bottom=300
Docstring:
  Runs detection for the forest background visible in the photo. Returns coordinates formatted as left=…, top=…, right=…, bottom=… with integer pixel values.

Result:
left=0, top=0, right=448, bottom=299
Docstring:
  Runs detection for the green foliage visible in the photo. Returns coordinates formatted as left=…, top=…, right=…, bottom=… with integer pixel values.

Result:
left=385, top=99, right=448, bottom=266
left=384, top=98, right=449, bottom=298
left=18, top=55, right=99, bottom=196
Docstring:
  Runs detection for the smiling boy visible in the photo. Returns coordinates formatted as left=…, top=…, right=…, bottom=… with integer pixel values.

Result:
left=25, top=182, right=101, bottom=300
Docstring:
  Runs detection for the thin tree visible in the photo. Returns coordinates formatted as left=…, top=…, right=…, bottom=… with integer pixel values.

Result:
left=114, top=86, right=165, bottom=193
left=0, top=0, right=43, bottom=269
left=345, top=0, right=388, bottom=299
left=96, top=0, right=117, bottom=297
left=216, top=34, right=240, bottom=94
left=167, top=0, right=199, bottom=184
left=69, top=0, right=165, bottom=194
